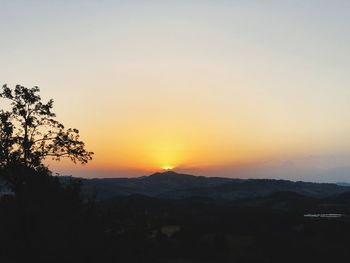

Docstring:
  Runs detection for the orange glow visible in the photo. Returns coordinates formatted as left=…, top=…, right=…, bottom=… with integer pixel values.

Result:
left=5, top=1, right=350, bottom=181
left=162, top=166, right=174, bottom=171
left=48, top=112, right=318, bottom=177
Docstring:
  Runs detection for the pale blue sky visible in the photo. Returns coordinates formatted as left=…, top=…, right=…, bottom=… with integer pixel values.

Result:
left=1, top=1, right=349, bottom=182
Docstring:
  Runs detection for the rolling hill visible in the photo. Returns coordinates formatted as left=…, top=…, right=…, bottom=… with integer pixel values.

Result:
left=78, top=171, right=350, bottom=201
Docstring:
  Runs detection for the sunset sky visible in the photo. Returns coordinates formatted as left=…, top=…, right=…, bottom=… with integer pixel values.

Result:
left=1, top=1, right=350, bottom=182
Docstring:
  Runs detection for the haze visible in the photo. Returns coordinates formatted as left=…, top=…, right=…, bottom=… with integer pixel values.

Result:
left=1, top=0, right=349, bottom=182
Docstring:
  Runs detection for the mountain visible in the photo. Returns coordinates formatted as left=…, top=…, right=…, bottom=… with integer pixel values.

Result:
left=80, top=171, right=232, bottom=200
left=337, top=182, right=350, bottom=187
left=78, top=171, right=350, bottom=201
left=159, top=178, right=350, bottom=200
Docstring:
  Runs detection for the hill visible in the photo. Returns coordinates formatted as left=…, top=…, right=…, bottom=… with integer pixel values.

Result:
left=78, top=171, right=350, bottom=201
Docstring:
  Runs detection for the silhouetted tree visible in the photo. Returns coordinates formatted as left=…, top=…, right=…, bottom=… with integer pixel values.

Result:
left=0, top=85, right=98, bottom=263
left=0, top=84, right=93, bottom=169
left=0, top=110, right=16, bottom=166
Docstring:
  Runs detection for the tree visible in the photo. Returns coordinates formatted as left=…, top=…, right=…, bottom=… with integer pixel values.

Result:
left=0, top=110, right=16, bottom=166
left=0, top=84, right=93, bottom=169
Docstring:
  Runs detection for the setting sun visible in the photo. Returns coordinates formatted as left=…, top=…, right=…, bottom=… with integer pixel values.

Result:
left=162, top=166, right=174, bottom=171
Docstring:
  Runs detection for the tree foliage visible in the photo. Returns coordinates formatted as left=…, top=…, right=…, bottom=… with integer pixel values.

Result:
left=0, top=84, right=93, bottom=169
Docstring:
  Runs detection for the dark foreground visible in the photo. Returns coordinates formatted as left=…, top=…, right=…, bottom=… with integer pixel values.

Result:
left=1, top=170, right=350, bottom=262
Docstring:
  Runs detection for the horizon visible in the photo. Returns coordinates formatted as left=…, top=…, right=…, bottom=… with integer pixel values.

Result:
left=2, top=1, right=350, bottom=183
left=58, top=168, right=350, bottom=184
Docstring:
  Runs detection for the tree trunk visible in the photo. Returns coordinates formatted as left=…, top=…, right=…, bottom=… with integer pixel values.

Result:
left=23, top=119, right=28, bottom=167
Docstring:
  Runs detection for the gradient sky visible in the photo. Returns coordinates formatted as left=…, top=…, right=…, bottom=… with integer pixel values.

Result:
left=1, top=0, right=350, bottom=182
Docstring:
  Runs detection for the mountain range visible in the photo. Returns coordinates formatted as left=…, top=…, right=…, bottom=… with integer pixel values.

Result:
left=79, top=171, right=350, bottom=201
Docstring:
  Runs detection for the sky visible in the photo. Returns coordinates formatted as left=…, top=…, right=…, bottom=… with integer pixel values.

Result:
left=1, top=0, right=350, bottom=182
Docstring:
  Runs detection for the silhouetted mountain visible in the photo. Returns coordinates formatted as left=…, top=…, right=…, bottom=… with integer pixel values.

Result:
left=3, top=169, right=350, bottom=263
left=233, top=191, right=319, bottom=211
left=78, top=171, right=350, bottom=201
left=160, top=178, right=350, bottom=200
left=337, top=182, right=350, bottom=187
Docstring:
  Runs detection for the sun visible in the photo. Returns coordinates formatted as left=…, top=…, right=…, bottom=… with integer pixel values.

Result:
left=162, top=166, right=174, bottom=171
